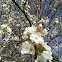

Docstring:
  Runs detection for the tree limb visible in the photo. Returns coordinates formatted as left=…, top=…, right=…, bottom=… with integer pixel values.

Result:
left=12, top=0, right=32, bottom=27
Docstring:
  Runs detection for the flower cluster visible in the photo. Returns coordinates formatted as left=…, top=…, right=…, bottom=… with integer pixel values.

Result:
left=2, top=0, right=13, bottom=18
left=0, top=24, right=12, bottom=41
left=21, top=24, right=52, bottom=62
left=21, top=0, right=31, bottom=12
left=35, top=51, right=52, bottom=62
left=20, top=0, right=50, bottom=28
left=2, top=0, right=19, bottom=25
left=1, top=0, right=53, bottom=62
left=53, top=17, right=61, bottom=24
left=39, top=17, right=49, bottom=23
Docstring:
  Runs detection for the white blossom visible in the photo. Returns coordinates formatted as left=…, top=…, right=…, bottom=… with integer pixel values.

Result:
left=8, top=18, right=14, bottom=23
left=21, top=0, right=25, bottom=5
left=1, top=24, right=8, bottom=28
left=53, top=17, right=60, bottom=24
left=24, top=25, right=37, bottom=34
left=35, top=54, right=46, bottom=62
left=42, top=51, right=52, bottom=62
left=0, top=56, right=1, bottom=60
left=35, top=51, right=52, bottom=62
left=45, top=17, right=49, bottom=23
left=42, top=42, right=51, bottom=51
left=0, top=24, right=12, bottom=41
left=30, top=33, right=44, bottom=44
left=21, top=41, right=35, bottom=54
left=41, top=28, right=48, bottom=36
left=41, top=18, right=45, bottom=23
left=0, top=29, right=4, bottom=38
left=54, top=20, right=59, bottom=24
left=2, top=4, right=7, bottom=7
left=1, top=24, right=11, bottom=33
left=22, top=34, right=28, bottom=39
left=35, top=59, right=38, bottom=62
left=38, top=24, right=43, bottom=27
left=39, top=17, right=49, bottom=23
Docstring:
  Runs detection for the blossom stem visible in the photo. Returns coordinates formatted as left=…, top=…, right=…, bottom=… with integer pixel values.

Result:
left=34, top=45, right=37, bottom=59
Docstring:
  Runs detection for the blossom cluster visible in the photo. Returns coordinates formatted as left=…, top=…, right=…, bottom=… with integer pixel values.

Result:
left=0, top=24, right=12, bottom=41
left=53, top=17, right=61, bottom=24
left=0, top=0, right=53, bottom=62
left=2, top=0, right=13, bottom=19
left=21, top=0, right=49, bottom=27
left=20, top=0, right=52, bottom=62
left=21, top=24, right=52, bottom=62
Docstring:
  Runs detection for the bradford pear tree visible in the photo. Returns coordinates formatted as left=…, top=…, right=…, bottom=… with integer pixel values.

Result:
left=0, top=0, right=62, bottom=62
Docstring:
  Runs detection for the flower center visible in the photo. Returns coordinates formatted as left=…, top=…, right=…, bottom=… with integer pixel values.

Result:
left=35, top=36, right=38, bottom=39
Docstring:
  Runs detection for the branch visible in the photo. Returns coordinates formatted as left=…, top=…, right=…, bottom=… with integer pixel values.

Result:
left=8, top=39, right=24, bottom=45
left=8, top=39, right=21, bottom=42
left=12, top=0, right=32, bottom=27
left=8, top=39, right=23, bottom=56
left=48, top=3, right=61, bottom=29
left=46, top=0, right=61, bottom=17
left=48, top=30, right=62, bottom=43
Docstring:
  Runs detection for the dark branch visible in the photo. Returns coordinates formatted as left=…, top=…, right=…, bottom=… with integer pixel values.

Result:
left=12, top=0, right=32, bottom=27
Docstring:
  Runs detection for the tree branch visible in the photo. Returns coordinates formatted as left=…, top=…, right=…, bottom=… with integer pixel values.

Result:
left=48, top=30, right=62, bottom=43
left=12, top=0, right=32, bottom=27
